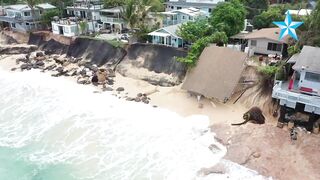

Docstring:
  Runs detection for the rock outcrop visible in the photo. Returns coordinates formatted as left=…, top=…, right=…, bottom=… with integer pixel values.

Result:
left=117, top=43, right=187, bottom=87
left=0, top=44, right=37, bottom=54
left=211, top=123, right=320, bottom=180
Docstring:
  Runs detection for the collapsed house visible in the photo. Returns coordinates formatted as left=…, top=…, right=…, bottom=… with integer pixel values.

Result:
left=272, top=46, right=320, bottom=131
left=182, top=45, right=247, bottom=102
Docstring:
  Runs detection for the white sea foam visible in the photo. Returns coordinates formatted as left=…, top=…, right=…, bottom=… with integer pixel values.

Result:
left=0, top=69, right=269, bottom=180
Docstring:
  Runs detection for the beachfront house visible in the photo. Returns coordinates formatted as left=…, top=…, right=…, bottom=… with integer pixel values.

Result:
left=148, top=24, right=184, bottom=48
left=148, top=7, right=206, bottom=47
left=272, top=46, right=320, bottom=129
left=66, top=0, right=103, bottom=31
left=0, top=3, right=56, bottom=32
left=164, top=0, right=225, bottom=16
left=99, top=6, right=125, bottom=33
left=231, top=28, right=289, bottom=57
left=162, top=7, right=206, bottom=26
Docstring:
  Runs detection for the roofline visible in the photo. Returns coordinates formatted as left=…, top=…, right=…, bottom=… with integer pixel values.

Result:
left=152, top=27, right=181, bottom=38
left=246, top=37, right=287, bottom=44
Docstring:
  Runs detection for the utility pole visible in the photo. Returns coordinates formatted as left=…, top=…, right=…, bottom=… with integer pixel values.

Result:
left=88, top=0, right=95, bottom=33
left=73, top=0, right=79, bottom=35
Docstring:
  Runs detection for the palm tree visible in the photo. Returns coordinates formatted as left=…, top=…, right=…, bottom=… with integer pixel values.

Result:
left=121, top=0, right=163, bottom=30
left=25, top=0, right=40, bottom=31
left=121, top=0, right=138, bottom=30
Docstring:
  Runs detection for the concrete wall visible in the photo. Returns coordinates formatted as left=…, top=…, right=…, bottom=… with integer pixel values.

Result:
left=52, top=22, right=78, bottom=37
left=52, top=21, right=100, bottom=37
left=248, top=38, right=283, bottom=55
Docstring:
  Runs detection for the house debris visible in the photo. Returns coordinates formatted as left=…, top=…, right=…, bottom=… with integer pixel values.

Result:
left=182, top=45, right=247, bottom=102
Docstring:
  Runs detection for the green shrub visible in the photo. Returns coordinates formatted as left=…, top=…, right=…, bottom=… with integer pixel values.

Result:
left=287, top=44, right=301, bottom=57
left=177, top=32, right=227, bottom=67
left=258, top=65, right=279, bottom=77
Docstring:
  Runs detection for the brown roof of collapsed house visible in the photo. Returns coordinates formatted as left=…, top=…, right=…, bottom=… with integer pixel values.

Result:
left=182, top=45, right=247, bottom=101
left=292, top=46, right=320, bottom=72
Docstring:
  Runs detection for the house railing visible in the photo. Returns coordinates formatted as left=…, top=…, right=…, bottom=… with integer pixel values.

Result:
left=272, top=81, right=320, bottom=115
left=163, top=19, right=178, bottom=26
left=100, top=16, right=124, bottom=23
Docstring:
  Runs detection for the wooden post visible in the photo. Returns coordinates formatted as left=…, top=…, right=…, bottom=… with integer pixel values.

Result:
left=277, top=105, right=286, bottom=128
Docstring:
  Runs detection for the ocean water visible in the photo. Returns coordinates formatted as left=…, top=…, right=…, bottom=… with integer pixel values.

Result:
left=0, top=68, right=268, bottom=180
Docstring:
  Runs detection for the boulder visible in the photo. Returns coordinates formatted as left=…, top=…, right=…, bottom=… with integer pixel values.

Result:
left=77, top=77, right=91, bottom=85
left=56, top=66, right=64, bottom=73
left=116, top=87, right=125, bottom=92
left=96, top=68, right=108, bottom=83
left=36, top=51, right=45, bottom=57
left=44, top=64, right=57, bottom=71
left=102, top=86, right=114, bottom=91
left=134, top=97, right=141, bottom=102
left=20, top=63, right=31, bottom=70
left=35, top=61, right=45, bottom=67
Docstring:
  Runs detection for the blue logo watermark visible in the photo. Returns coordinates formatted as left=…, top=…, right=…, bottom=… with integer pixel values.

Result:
left=273, top=11, right=303, bottom=41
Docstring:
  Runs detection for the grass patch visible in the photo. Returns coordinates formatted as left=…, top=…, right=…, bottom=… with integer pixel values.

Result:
left=78, top=36, right=126, bottom=48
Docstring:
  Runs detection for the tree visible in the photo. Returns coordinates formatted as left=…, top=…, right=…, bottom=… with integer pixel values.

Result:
left=209, top=0, right=247, bottom=37
left=177, top=19, right=213, bottom=43
left=2, top=0, right=19, bottom=4
left=121, top=0, right=138, bottom=29
left=177, top=32, right=228, bottom=67
left=103, top=0, right=125, bottom=8
left=299, top=0, right=320, bottom=47
left=121, top=0, right=163, bottom=29
left=252, top=6, right=283, bottom=29
left=41, top=9, right=59, bottom=29
left=240, top=0, right=269, bottom=19
left=79, top=21, right=88, bottom=35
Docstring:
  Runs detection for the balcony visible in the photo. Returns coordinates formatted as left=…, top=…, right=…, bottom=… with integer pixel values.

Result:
left=163, top=19, right=179, bottom=26
left=100, top=16, right=124, bottom=24
left=66, top=4, right=103, bottom=10
left=0, top=15, right=24, bottom=23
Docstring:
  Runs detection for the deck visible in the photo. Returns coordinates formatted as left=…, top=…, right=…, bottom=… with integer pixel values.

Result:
left=272, top=81, right=320, bottom=115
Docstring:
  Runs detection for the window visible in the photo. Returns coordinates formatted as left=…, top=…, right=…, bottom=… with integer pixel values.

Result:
left=267, top=42, right=282, bottom=51
left=182, top=16, right=185, bottom=19
left=305, top=72, right=320, bottom=82
left=250, top=40, right=257, bottom=46
left=177, top=7, right=182, bottom=10
left=189, top=16, right=192, bottom=20
left=209, top=8, right=212, bottom=13
left=39, top=10, right=43, bottom=15
left=25, top=22, right=29, bottom=25
left=171, top=6, right=174, bottom=9
left=24, top=11, right=31, bottom=16
left=11, top=23, right=16, bottom=28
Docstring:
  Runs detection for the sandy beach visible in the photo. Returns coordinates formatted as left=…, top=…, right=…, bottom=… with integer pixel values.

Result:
left=0, top=52, right=247, bottom=126
left=2, top=34, right=320, bottom=180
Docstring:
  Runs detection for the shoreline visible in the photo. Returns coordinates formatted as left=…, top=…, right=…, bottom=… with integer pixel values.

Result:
left=0, top=50, right=248, bottom=126
left=3, top=42, right=320, bottom=180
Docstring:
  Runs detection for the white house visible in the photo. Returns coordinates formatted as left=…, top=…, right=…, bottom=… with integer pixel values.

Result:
left=272, top=46, right=320, bottom=130
left=148, top=24, right=184, bottom=48
left=66, top=0, right=103, bottom=32
left=99, top=6, right=125, bottom=32
left=288, top=9, right=312, bottom=16
left=51, top=18, right=97, bottom=37
left=243, top=28, right=289, bottom=56
left=164, top=0, right=225, bottom=16
left=161, top=7, right=206, bottom=26
left=290, top=46, right=320, bottom=96
left=0, top=3, right=56, bottom=32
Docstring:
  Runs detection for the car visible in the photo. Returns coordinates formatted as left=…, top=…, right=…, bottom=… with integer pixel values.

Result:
left=120, top=34, right=130, bottom=41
